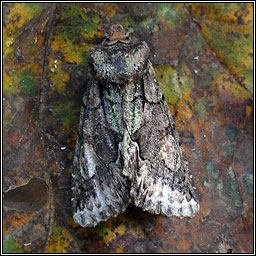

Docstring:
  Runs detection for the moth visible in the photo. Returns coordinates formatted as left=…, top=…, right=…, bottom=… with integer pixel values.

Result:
left=72, top=24, right=199, bottom=227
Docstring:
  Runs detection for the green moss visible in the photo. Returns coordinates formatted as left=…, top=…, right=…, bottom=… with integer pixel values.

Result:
left=205, top=24, right=251, bottom=66
left=118, top=17, right=137, bottom=32
left=80, top=51, right=89, bottom=69
left=155, top=66, right=181, bottom=105
left=192, top=36, right=205, bottom=52
left=177, top=63, right=194, bottom=92
left=58, top=4, right=101, bottom=43
left=52, top=226, right=62, bottom=238
left=61, top=4, right=88, bottom=22
left=92, top=12, right=101, bottom=25
left=53, top=103, right=78, bottom=130
left=27, top=3, right=45, bottom=15
left=191, top=3, right=252, bottom=24
left=51, top=4, right=102, bottom=64
left=92, top=221, right=108, bottom=238
left=156, top=3, right=186, bottom=28
left=194, top=98, right=208, bottom=120
left=243, top=67, right=253, bottom=85
left=20, top=76, right=37, bottom=96
left=199, top=64, right=219, bottom=90
left=201, top=20, right=253, bottom=92
left=3, top=235, right=23, bottom=253
left=46, top=225, right=71, bottom=252
left=12, top=3, right=45, bottom=21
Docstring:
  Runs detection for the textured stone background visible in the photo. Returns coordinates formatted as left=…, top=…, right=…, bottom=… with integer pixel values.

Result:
left=3, top=3, right=253, bottom=253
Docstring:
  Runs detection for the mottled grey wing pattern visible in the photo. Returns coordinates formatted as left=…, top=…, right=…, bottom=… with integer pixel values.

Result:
left=126, top=61, right=200, bottom=218
left=72, top=25, right=199, bottom=227
left=72, top=79, right=130, bottom=227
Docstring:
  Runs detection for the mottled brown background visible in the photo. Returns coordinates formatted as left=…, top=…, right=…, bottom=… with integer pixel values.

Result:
left=3, top=3, right=253, bottom=253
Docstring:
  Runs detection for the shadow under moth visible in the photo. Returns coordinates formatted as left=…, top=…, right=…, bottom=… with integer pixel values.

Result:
left=72, top=24, right=200, bottom=227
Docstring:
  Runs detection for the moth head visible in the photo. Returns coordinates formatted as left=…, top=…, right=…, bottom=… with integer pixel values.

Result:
left=103, top=24, right=133, bottom=45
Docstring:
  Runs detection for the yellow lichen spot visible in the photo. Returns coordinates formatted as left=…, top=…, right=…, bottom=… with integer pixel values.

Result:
left=176, top=103, right=194, bottom=124
left=3, top=72, right=20, bottom=95
left=201, top=22, right=252, bottom=75
left=155, top=64, right=193, bottom=108
left=92, top=13, right=101, bottom=25
left=51, top=34, right=91, bottom=64
left=213, top=72, right=251, bottom=101
left=3, top=61, right=42, bottom=97
left=81, top=28, right=102, bottom=43
left=113, top=221, right=125, bottom=236
left=231, top=82, right=251, bottom=100
left=245, top=3, right=253, bottom=25
left=246, top=105, right=252, bottom=118
left=101, top=216, right=126, bottom=244
left=191, top=3, right=253, bottom=25
left=190, top=3, right=253, bottom=93
left=156, top=3, right=187, bottom=28
left=6, top=3, right=44, bottom=37
left=3, top=27, right=14, bottom=58
left=155, top=65, right=181, bottom=105
left=45, top=224, right=73, bottom=253
left=56, top=74, right=70, bottom=94
left=7, top=4, right=31, bottom=35
left=103, top=3, right=117, bottom=18
left=177, top=63, right=194, bottom=103
left=3, top=72, right=12, bottom=92
left=103, top=230, right=116, bottom=244
left=5, top=36, right=13, bottom=48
